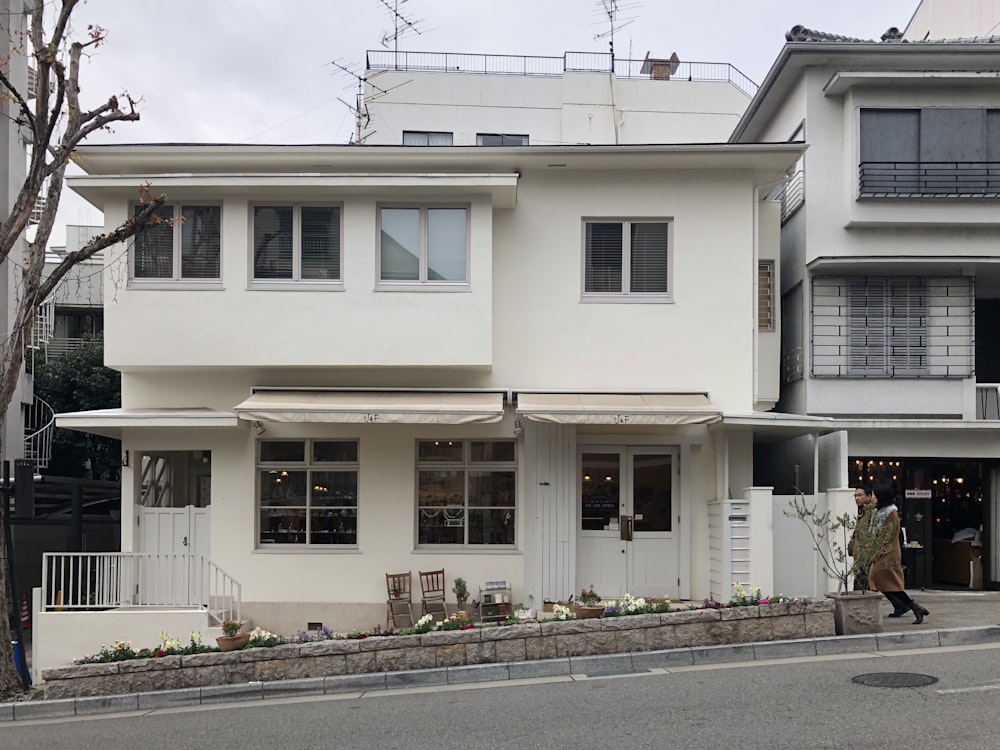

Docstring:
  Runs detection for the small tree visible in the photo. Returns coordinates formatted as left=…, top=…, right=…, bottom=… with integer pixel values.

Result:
left=784, top=494, right=892, bottom=595
left=0, top=0, right=166, bottom=698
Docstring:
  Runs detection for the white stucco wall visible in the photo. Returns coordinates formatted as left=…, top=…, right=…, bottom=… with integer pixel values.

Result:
left=904, top=0, right=1000, bottom=39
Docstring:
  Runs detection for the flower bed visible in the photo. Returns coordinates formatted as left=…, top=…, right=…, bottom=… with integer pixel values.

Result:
left=41, top=598, right=834, bottom=699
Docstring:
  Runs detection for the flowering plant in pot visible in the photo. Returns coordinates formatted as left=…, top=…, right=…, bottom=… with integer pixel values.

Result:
left=216, top=619, right=250, bottom=651
left=575, top=584, right=604, bottom=618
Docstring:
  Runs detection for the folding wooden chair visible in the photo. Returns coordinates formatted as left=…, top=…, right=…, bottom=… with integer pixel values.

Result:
left=419, top=568, right=450, bottom=619
left=386, top=571, right=414, bottom=629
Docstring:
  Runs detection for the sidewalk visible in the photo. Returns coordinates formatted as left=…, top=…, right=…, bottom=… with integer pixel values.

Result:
left=879, top=587, right=1000, bottom=632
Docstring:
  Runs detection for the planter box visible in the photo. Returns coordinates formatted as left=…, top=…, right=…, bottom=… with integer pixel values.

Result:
left=826, top=591, right=883, bottom=635
left=41, top=599, right=835, bottom=699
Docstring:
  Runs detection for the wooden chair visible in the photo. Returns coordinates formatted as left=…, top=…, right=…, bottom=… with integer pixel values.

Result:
left=386, top=571, right=414, bottom=629
left=419, top=568, right=449, bottom=619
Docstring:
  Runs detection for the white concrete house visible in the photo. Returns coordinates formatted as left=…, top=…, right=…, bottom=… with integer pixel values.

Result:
left=38, top=48, right=822, bottom=672
left=731, top=15, right=1000, bottom=592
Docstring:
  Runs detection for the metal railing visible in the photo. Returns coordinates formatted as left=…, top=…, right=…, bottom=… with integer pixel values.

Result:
left=778, top=170, right=805, bottom=224
left=366, top=50, right=758, bottom=98
left=44, top=336, right=87, bottom=361
left=23, top=395, right=54, bottom=470
left=41, top=552, right=241, bottom=625
left=976, top=384, right=1000, bottom=420
left=859, top=161, right=1000, bottom=197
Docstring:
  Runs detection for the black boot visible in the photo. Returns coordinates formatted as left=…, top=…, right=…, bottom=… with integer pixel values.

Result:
left=911, top=603, right=929, bottom=625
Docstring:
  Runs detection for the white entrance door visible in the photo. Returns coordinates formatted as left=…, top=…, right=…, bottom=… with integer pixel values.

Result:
left=576, top=447, right=679, bottom=600
left=138, top=506, right=210, bottom=605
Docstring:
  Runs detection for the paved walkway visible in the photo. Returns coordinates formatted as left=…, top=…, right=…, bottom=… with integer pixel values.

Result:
left=878, top=587, right=1000, bottom=632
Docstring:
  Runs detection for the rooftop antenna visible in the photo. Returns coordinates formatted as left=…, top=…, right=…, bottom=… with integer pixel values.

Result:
left=377, top=0, right=426, bottom=55
left=593, top=0, right=640, bottom=69
left=329, top=57, right=412, bottom=144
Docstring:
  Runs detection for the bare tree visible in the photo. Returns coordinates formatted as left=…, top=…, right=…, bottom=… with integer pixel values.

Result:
left=0, top=0, right=165, bottom=698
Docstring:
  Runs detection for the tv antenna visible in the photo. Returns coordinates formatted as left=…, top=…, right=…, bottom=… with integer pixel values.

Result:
left=593, top=0, right=640, bottom=65
left=377, top=0, right=426, bottom=53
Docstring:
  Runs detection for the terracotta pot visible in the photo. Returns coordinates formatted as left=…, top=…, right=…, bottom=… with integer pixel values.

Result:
left=574, top=604, right=605, bottom=619
left=826, top=591, right=883, bottom=635
left=216, top=633, right=251, bottom=652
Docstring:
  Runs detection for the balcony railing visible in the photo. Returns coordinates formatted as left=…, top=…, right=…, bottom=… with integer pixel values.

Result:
left=366, top=50, right=758, bottom=98
left=777, top=170, right=805, bottom=224
left=859, top=161, right=1000, bottom=197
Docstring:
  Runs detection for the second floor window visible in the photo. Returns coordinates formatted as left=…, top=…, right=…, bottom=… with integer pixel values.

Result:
left=583, top=220, right=670, bottom=298
left=253, top=205, right=342, bottom=281
left=134, top=204, right=221, bottom=280
left=403, top=131, right=453, bottom=146
left=379, top=206, right=468, bottom=284
left=476, top=133, right=529, bottom=146
left=847, top=277, right=927, bottom=376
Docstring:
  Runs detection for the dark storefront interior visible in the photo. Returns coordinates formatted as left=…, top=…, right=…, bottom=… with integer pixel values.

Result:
left=851, top=457, right=990, bottom=590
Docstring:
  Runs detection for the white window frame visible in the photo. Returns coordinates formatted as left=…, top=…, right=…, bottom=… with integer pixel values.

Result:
left=256, top=438, right=360, bottom=550
left=581, top=218, right=673, bottom=303
left=376, top=204, right=471, bottom=289
left=415, top=439, right=517, bottom=549
left=403, top=130, right=454, bottom=146
left=249, top=203, right=344, bottom=289
left=130, top=202, right=222, bottom=286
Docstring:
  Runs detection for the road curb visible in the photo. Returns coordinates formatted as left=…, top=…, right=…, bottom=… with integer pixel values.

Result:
left=5, top=624, right=1000, bottom=722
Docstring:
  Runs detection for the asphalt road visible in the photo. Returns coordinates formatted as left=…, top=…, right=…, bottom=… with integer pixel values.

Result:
left=4, top=644, right=999, bottom=749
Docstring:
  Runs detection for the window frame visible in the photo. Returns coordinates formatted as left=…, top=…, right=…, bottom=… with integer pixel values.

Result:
left=130, top=201, right=222, bottom=286
left=376, top=203, right=471, bottom=289
left=403, top=130, right=454, bottom=146
left=415, top=438, right=517, bottom=550
left=476, top=133, right=529, bottom=146
left=758, top=260, right=775, bottom=332
left=256, top=438, right=360, bottom=550
left=580, top=218, right=673, bottom=303
left=249, top=202, right=344, bottom=289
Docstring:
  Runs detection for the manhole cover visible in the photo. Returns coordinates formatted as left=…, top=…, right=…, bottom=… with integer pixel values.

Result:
left=852, top=672, right=938, bottom=688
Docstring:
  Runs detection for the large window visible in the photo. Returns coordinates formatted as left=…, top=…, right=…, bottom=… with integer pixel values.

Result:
left=847, top=277, right=927, bottom=376
left=403, top=131, right=453, bottom=146
left=133, top=204, right=221, bottom=280
left=416, top=439, right=515, bottom=547
left=860, top=108, right=1000, bottom=196
left=476, top=133, right=528, bottom=146
left=379, top=206, right=468, bottom=284
left=253, top=205, right=341, bottom=281
left=257, top=439, right=358, bottom=547
left=583, top=220, right=670, bottom=298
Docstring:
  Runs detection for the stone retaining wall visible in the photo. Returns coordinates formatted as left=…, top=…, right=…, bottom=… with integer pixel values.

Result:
left=41, top=599, right=834, bottom=699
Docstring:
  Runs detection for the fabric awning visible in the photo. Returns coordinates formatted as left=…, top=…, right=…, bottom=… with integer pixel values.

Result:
left=516, top=393, right=720, bottom=425
left=234, top=390, right=506, bottom=425
left=55, top=408, right=239, bottom=439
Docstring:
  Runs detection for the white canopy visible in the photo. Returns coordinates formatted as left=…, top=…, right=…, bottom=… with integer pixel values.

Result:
left=516, top=392, right=720, bottom=425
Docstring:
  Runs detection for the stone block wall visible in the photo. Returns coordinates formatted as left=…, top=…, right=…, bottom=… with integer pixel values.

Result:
left=41, top=599, right=834, bottom=699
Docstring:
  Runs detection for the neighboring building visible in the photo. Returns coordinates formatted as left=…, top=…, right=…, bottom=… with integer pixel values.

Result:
left=43, top=46, right=812, bottom=670
left=903, top=0, right=1000, bottom=40
left=42, top=225, right=105, bottom=362
left=731, top=18, right=1000, bottom=590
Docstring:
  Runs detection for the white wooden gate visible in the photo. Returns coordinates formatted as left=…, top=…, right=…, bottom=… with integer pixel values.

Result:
left=138, top=506, right=210, bottom=605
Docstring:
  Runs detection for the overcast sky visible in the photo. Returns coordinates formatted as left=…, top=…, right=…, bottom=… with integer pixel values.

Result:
left=50, top=0, right=920, bottom=239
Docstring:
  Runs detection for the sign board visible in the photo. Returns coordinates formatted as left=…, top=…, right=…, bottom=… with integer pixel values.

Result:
left=905, top=489, right=932, bottom=499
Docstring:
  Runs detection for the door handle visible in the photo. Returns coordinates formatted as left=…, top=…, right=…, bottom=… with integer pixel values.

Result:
left=620, top=515, right=633, bottom=542
left=182, top=536, right=188, bottom=547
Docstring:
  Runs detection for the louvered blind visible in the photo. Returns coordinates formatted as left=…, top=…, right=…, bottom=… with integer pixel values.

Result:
left=180, top=206, right=221, bottom=279
left=630, top=222, right=669, bottom=293
left=134, top=205, right=175, bottom=279
left=301, top=207, right=341, bottom=280
left=585, top=222, right=623, bottom=293
left=253, top=206, right=293, bottom=279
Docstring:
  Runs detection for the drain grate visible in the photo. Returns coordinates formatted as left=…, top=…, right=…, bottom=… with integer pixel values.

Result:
left=852, top=672, right=939, bottom=688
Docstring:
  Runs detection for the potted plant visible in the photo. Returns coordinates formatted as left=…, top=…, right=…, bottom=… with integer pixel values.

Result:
left=575, top=584, right=604, bottom=619
left=451, top=577, right=469, bottom=609
left=785, top=493, right=889, bottom=635
left=216, top=619, right=251, bottom=651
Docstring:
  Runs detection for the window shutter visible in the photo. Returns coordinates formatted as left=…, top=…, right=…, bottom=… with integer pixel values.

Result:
left=629, top=222, right=669, bottom=293
left=848, top=278, right=887, bottom=374
left=888, top=278, right=927, bottom=374
left=758, top=261, right=774, bottom=331
left=585, top=222, right=623, bottom=293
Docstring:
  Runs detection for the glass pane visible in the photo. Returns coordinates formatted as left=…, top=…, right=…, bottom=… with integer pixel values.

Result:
left=134, top=205, right=175, bottom=278
left=380, top=208, right=420, bottom=280
left=259, top=441, right=305, bottom=462
left=585, top=222, right=623, bottom=293
left=630, top=222, right=668, bottom=293
left=581, top=452, right=620, bottom=530
left=259, top=508, right=307, bottom=544
left=418, top=506, right=464, bottom=544
left=310, top=471, right=358, bottom=507
left=469, top=508, right=515, bottom=545
left=427, top=132, right=454, bottom=146
left=180, top=206, right=221, bottom=279
left=402, top=131, right=429, bottom=146
left=470, top=440, right=516, bottom=463
left=417, top=440, right=463, bottom=462
left=259, top=470, right=307, bottom=506
left=253, top=206, right=293, bottom=279
left=310, top=508, right=357, bottom=545
left=469, top=471, right=515, bottom=507
left=418, top=470, right=464, bottom=506
left=633, top=454, right=672, bottom=532
left=313, top=440, right=358, bottom=463
left=427, top=208, right=467, bottom=281
left=301, top=206, right=341, bottom=280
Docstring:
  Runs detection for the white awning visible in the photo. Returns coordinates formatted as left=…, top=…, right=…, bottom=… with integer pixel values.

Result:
left=55, top=408, right=240, bottom=439
left=516, top=393, right=720, bottom=425
left=234, top=390, right=506, bottom=425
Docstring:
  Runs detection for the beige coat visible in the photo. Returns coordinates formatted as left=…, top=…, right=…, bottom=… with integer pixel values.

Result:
left=865, top=509, right=905, bottom=592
